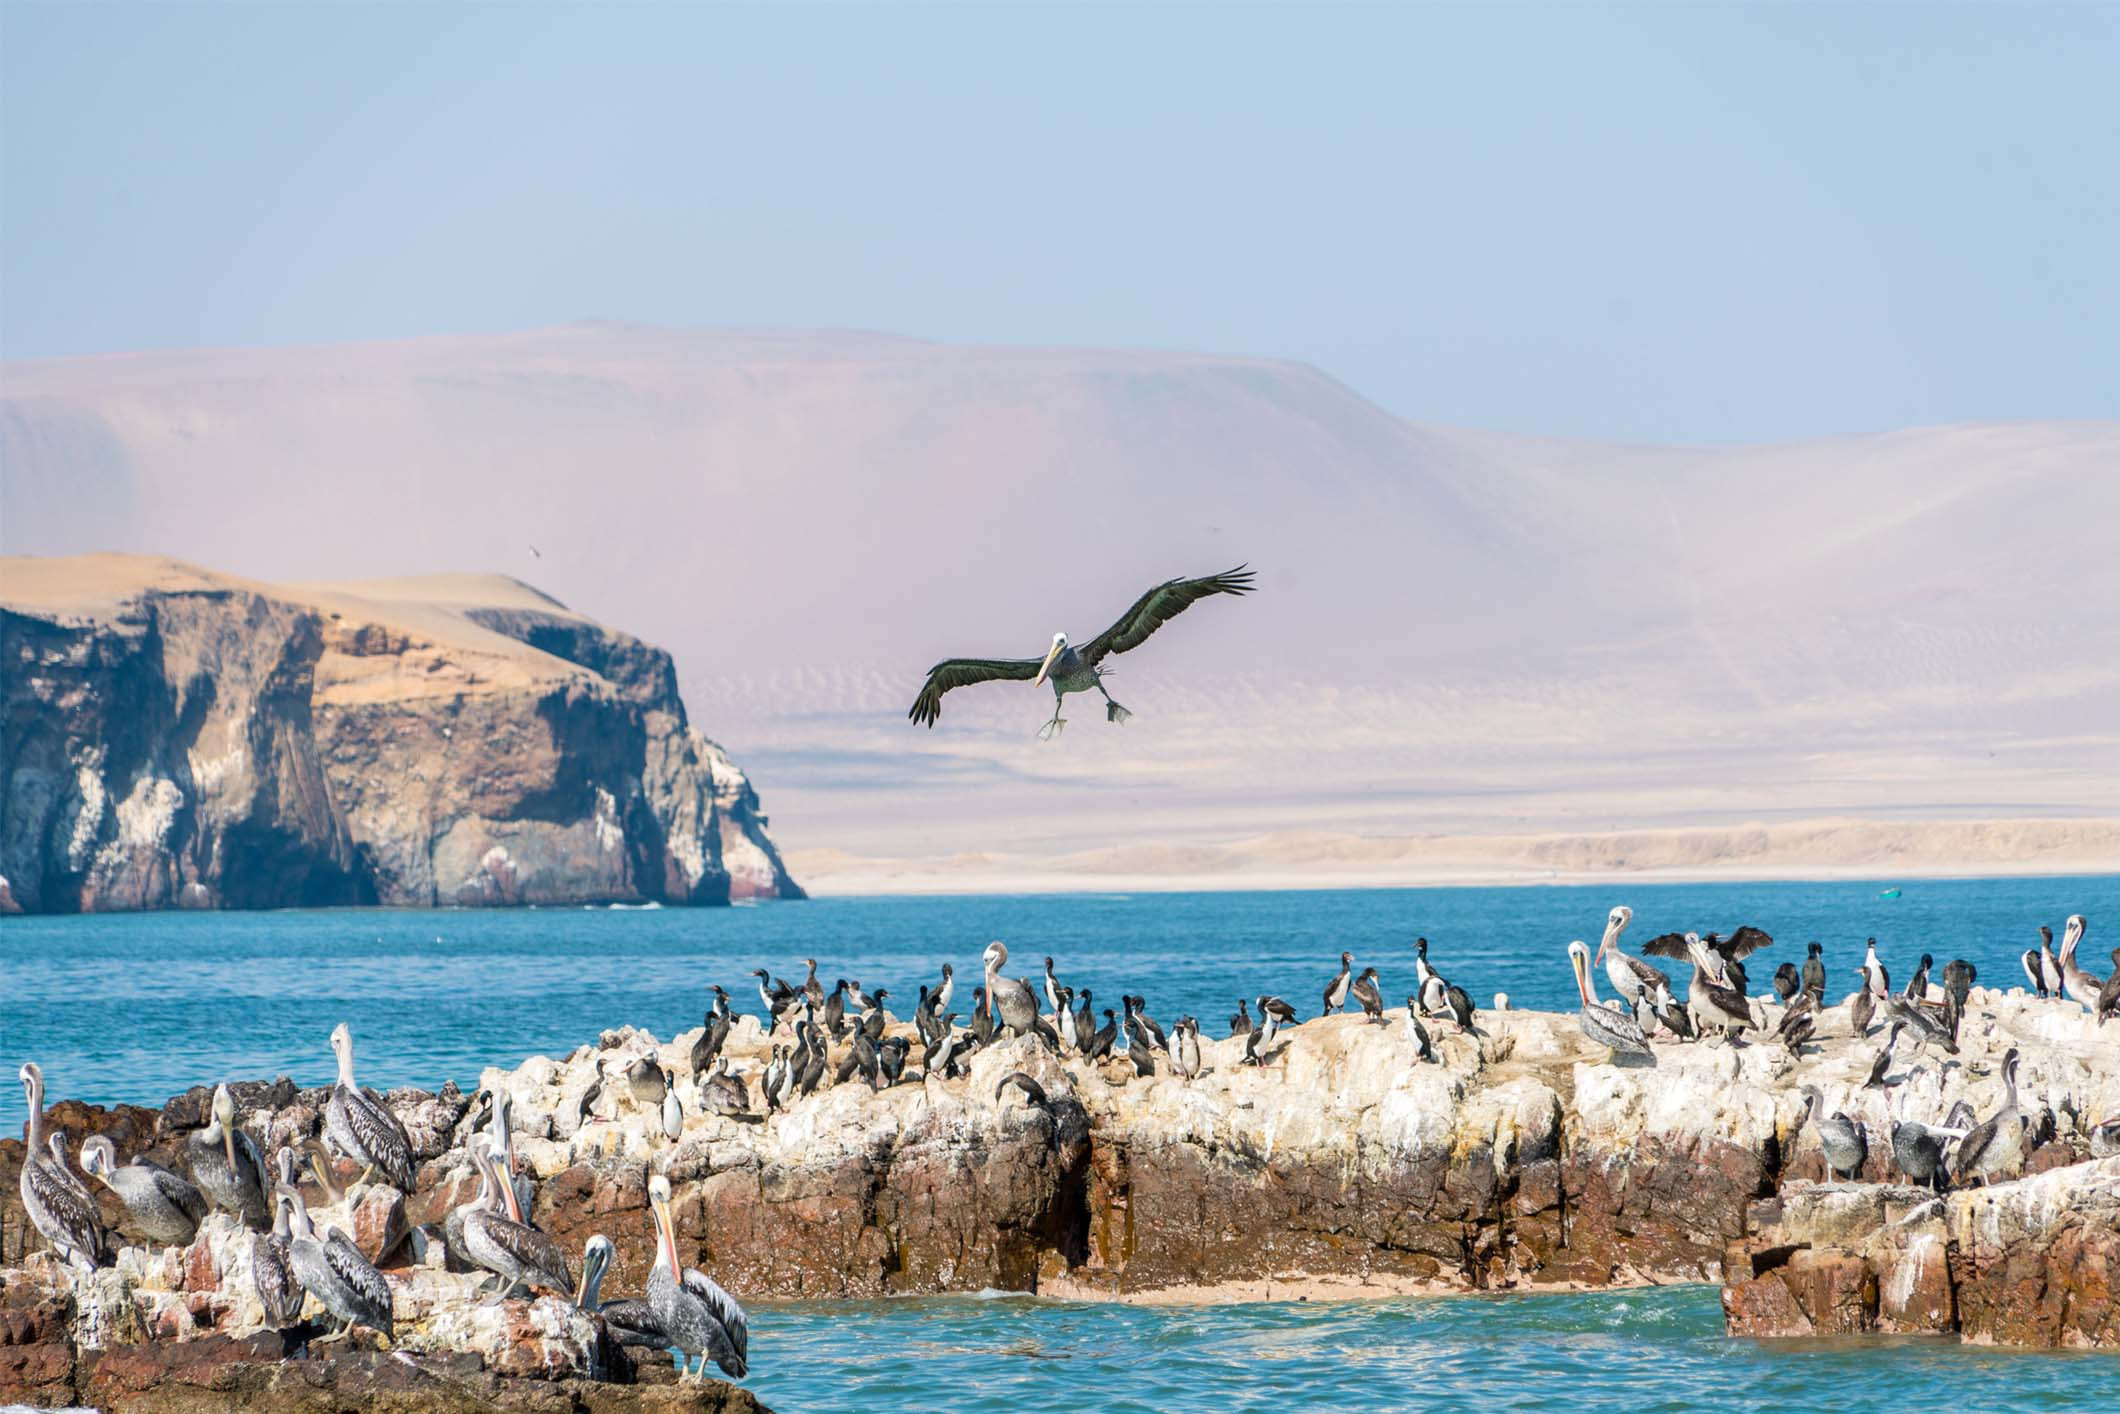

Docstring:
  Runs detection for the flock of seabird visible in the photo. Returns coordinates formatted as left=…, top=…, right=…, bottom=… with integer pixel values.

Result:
left=15, top=1025, right=746, bottom=1384
left=15, top=907, right=2115, bottom=1382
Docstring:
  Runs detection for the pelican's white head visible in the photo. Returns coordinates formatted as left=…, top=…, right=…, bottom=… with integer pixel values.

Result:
left=1567, top=940, right=1595, bottom=1005
left=1598, top=906, right=1632, bottom=961
left=1034, top=632, right=1067, bottom=686
left=983, top=940, right=1007, bottom=974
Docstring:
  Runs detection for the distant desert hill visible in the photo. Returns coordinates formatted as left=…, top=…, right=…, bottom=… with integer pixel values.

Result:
left=4, top=324, right=2116, bottom=888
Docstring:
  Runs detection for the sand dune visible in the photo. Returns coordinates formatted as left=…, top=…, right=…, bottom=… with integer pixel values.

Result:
left=4, top=324, right=2115, bottom=879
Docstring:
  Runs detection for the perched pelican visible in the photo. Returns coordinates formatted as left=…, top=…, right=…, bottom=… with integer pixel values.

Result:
left=576, top=1234, right=668, bottom=1347
left=255, top=1149, right=307, bottom=1330
left=17, top=1064, right=109, bottom=1269
left=1595, top=907, right=1668, bottom=1010
left=2057, top=916, right=2101, bottom=1010
left=325, top=1023, right=415, bottom=1192
left=462, top=1138, right=572, bottom=1298
left=1800, top=942, right=1827, bottom=1002
left=80, top=1135, right=206, bottom=1246
left=277, top=1182, right=393, bottom=1343
left=645, top=1174, right=750, bottom=1379
left=1803, top=1087, right=1867, bottom=1181
left=1643, top=932, right=1752, bottom=1038
left=624, top=1057, right=668, bottom=1111
left=472, top=1087, right=538, bottom=1221
left=1568, top=940, right=1651, bottom=1061
left=1953, top=1049, right=2025, bottom=1187
left=1323, top=953, right=1354, bottom=1015
left=981, top=941, right=1046, bottom=1039
left=189, top=1084, right=271, bottom=1229
left=907, top=566, right=1256, bottom=737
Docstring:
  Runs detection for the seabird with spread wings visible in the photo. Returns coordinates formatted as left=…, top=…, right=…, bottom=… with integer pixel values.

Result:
left=907, top=566, right=1255, bottom=738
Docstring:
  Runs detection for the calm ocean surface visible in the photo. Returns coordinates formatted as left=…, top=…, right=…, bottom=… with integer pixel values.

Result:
left=6, top=876, right=2118, bottom=1407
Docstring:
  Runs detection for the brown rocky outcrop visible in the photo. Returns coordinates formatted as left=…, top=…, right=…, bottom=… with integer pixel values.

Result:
left=1724, top=1158, right=2120, bottom=1347
left=7, top=985, right=2117, bottom=1398
left=0, top=554, right=800, bottom=911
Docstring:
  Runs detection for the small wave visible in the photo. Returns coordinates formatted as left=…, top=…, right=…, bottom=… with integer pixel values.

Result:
left=606, top=901, right=664, bottom=911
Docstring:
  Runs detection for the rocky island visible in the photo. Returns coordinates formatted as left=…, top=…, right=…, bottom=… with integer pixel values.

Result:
left=0, top=554, right=801, bottom=912
left=5, top=971, right=2116, bottom=1408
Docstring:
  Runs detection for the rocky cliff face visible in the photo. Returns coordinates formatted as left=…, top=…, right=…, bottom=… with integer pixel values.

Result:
left=0, top=555, right=800, bottom=912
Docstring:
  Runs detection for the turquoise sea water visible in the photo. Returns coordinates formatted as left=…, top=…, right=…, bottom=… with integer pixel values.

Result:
left=745, top=1286, right=2111, bottom=1412
left=5, top=875, right=2117, bottom=1133
left=6, top=877, right=2119, bottom=1407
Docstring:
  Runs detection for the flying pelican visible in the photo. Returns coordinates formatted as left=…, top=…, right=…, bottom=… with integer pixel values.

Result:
left=276, top=1182, right=393, bottom=1343
left=1568, top=940, right=1652, bottom=1061
left=645, top=1174, right=750, bottom=1380
left=907, top=566, right=1256, bottom=738
left=16, top=1064, right=109, bottom=1269
left=325, top=1023, right=416, bottom=1192
left=79, top=1135, right=207, bottom=1247
left=189, top=1084, right=271, bottom=1229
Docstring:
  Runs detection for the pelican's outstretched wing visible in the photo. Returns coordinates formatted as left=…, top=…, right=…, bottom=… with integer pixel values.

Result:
left=1718, top=926, right=1775, bottom=960
left=907, top=657, right=1043, bottom=727
left=1640, top=932, right=1693, bottom=960
left=1081, top=566, right=1255, bottom=666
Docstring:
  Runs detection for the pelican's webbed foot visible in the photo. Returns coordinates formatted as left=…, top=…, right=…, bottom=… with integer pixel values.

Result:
left=1105, top=700, right=1131, bottom=724
left=1037, top=716, right=1067, bottom=741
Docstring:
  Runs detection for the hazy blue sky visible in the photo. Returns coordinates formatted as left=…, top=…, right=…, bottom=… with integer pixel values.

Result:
left=3, top=1, right=2115, bottom=442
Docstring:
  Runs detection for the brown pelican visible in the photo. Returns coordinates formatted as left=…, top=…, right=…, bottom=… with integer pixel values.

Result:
left=699, top=1057, right=756, bottom=1119
left=1801, top=942, right=1827, bottom=1002
left=1594, top=907, right=1669, bottom=1010
left=645, top=1174, right=750, bottom=1380
left=469, top=1088, right=538, bottom=1221
left=462, top=1137, right=572, bottom=1298
left=1953, top=1049, right=2025, bottom=1186
left=2057, top=915, right=2101, bottom=1010
left=16, top=1064, right=109, bottom=1269
left=1643, top=932, right=1752, bottom=1038
left=325, top=1023, right=415, bottom=1192
left=1803, top=1087, right=1867, bottom=1181
left=276, top=1182, right=392, bottom=1343
left=1323, top=953, right=1354, bottom=1015
left=907, top=566, right=1256, bottom=737
left=981, top=941, right=1046, bottom=1039
left=576, top=1234, right=668, bottom=1346
left=189, top=1083, right=271, bottom=1228
left=1568, top=940, right=1652, bottom=1061
left=80, top=1135, right=206, bottom=1247
left=253, top=1149, right=307, bottom=1330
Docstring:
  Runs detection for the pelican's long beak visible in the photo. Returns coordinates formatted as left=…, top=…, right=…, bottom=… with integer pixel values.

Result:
left=1571, top=948, right=1593, bottom=1007
left=1033, top=639, right=1063, bottom=687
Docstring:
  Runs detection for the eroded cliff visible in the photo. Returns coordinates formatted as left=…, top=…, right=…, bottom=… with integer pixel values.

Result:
left=0, top=555, right=800, bottom=911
